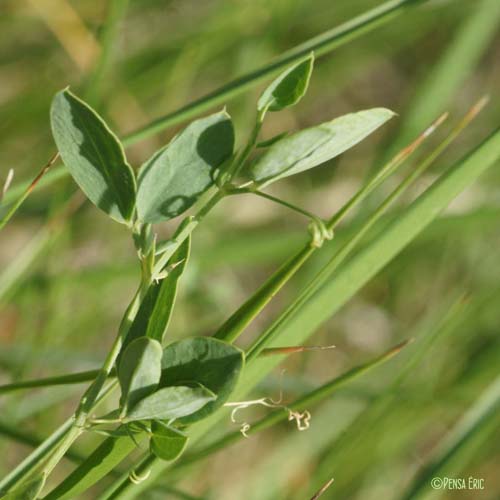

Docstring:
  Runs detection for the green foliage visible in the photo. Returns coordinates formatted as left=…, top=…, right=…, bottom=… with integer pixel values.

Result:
left=123, top=235, right=191, bottom=349
left=250, top=108, right=395, bottom=186
left=160, top=337, right=245, bottom=423
left=3, top=1, right=500, bottom=499
left=50, top=89, right=136, bottom=223
left=136, top=111, right=235, bottom=223
left=150, top=422, right=188, bottom=462
left=117, top=337, right=162, bottom=411
left=0, top=475, right=45, bottom=500
left=124, top=385, right=216, bottom=422
left=402, top=374, right=500, bottom=500
left=257, top=53, right=314, bottom=113
left=44, top=431, right=139, bottom=500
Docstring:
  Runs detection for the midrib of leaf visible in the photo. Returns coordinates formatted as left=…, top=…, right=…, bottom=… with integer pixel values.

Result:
left=73, top=102, right=132, bottom=220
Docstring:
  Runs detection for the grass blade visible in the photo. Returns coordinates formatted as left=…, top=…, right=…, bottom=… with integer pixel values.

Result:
left=99, top=118, right=499, bottom=499
left=0, top=153, right=59, bottom=232
left=0, top=370, right=101, bottom=394
left=179, top=341, right=409, bottom=467
left=44, top=431, right=142, bottom=500
left=245, top=107, right=471, bottom=360
left=98, top=341, right=408, bottom=499
left=391, top=0, right=500, bottom=152
left=242, top=124, right=500, bottom=383
left=0, top=419, right=74, bottom=493
left=123, top=0, right=429, bottom=146
left=215, top=113, right=445, bottom=343
left=400, top=374, right=500, bottom=500
left=2, top=0, right=430, bottom=209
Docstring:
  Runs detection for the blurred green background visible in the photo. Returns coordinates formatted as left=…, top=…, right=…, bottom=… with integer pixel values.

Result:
left=0, top=0, right=499, bottom=498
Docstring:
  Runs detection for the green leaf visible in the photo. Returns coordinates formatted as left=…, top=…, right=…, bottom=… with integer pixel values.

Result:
left=241, top=126, right=500, bottom=401
left=1, top=474, right=46, bottom=500
left=124, top=385, right=216, bottom=422
left=258, top=53, right=314, bottom=113
left=160, top=337, right=245, bottom=423
left=150, top=422, right=188, bottom=461
left=43, top=431, right=141, bottom=500
left=136, top=111, right=234, bottom=223
left=117, top=337, right=162, bottom=410
left=122, top=233, right=191, bottom=352
left=251, top=108, right=395, bottom=186
left=50, top=89, right=136, bottom=223
left=257, top=131, right=289, bottom=149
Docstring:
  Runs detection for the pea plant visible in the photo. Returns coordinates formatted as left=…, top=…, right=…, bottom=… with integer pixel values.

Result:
left=1, top=49, right=497, bottom=500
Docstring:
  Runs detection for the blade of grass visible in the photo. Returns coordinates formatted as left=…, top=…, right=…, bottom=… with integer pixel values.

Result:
left=0, top=370, right=102, bottom=394
left=122, top=0, right=429, bottom=146
left=111, top=124, right=500, bottom=499
left=2, top=0, right=431, bottom=209
left=94, top=111, right=500, bottom=499
left=214, top=112, right=447, bottom=343
left=0, top=153, right=59, bottom=232
left=298, top=291, right=471, bottom=497
left=84, top=0, right=130, bottom=106
left=309, top=478, right=335, bottom=500
left=0, top=381, right=115, bottom=493
left=241, top=127, right=499, bottom=383
left=97, top=341, right=408, bottom=499
left=390, top=0, right=500, bottom=154
left=400, top=374, right=500, bottom=500
left=247, top=101, right=485, bottom=360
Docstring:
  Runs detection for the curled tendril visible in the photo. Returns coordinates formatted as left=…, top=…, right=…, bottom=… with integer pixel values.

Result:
left=308, top=218, right=334, bottom=248
left=129, top=468, right=151, bottom=485
left=224, top=376, right=311, bottom=437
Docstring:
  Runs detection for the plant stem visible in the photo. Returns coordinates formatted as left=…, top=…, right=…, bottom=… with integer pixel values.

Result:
left=31, top=277, right=148, bottom=484
left=222, top=109, right=266, bottom=183
left=152, top=189, right=225, bottom=277
left=246, top=102, right=486, bottom=360
left=24, top=187, right=227, bottom=485
left=214, top=114, right=444, bottom=344
left=241, top=188, right=324, bottom=223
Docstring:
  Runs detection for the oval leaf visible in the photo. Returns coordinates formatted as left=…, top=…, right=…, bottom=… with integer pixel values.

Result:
left=160, top=337, right=244, bottom=423
left=136, top=111, right=235, bottom=223
left=258, top=53, right=314, bottom=112
left=118, top=337, right=162, bottom=411
left=50, top=89, right=136, bottom=223
left=124, top=385, right=216, bottom=422
left=251, top=108, right=395, bottom=186
left=150, top=422, right=188, bottom=461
